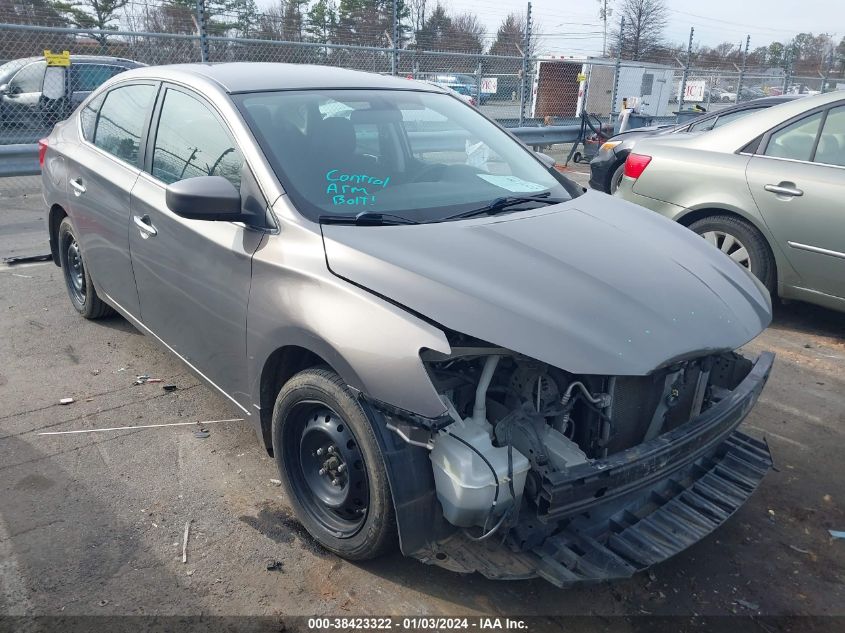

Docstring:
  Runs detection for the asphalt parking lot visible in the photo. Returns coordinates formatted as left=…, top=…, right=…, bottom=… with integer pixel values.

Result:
left=1, top=184, right=844, bottom=625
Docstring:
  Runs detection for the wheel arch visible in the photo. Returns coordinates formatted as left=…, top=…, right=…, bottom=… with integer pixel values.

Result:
left=258, top=344, right=335, bottom=455
left=48, top=203, right=68, bottom=267
left=675, top=206, right=779, bottom=290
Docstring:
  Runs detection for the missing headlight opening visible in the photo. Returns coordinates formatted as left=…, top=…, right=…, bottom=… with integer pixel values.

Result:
left=378, top=342, right=772, bottom=583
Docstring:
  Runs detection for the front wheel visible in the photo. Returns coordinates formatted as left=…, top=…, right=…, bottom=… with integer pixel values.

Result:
left=271, top=368, right=397, bottom=560
left=688, top=215, right=776, bottom=293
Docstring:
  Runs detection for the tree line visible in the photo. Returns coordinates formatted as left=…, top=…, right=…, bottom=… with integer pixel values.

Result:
left=1, top=0, right=842, bottom=77
left=611, top=0, right=843, bottom=76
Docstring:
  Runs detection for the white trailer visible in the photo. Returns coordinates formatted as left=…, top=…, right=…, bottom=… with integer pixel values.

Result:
left=530, top=57, right=675, bottom=119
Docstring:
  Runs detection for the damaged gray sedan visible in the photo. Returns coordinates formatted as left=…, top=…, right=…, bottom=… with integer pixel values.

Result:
left=41, top=63, right=775, bottom=585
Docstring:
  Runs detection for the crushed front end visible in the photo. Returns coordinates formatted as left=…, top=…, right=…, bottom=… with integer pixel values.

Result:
left=372, top=343, right=774, bottom=585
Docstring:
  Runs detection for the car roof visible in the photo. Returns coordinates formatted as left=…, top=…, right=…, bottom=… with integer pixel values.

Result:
left=639, top=90, right=845, bottom=154
left=116, top=62, right=446, bottom=94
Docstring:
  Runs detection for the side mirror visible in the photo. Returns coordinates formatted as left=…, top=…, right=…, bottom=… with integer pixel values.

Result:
left=534, top=151, right=556, bottom=170
left=165, top=176, right=242, bottom=221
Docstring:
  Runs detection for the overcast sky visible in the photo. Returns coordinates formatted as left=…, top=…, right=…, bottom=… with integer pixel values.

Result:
left=436, top=0, right=841, bottom=55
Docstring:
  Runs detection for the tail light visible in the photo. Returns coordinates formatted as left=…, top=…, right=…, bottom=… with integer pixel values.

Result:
left=38, top=138, right=48, bottom=168
left=624, top=153, right=652, bottom=180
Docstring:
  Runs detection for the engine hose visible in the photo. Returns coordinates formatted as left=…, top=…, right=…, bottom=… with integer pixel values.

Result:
left=559, top=381, right=604, bottom=431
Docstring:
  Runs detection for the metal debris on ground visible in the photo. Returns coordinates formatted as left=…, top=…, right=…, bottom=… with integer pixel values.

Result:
left=266, top=560, right=284, bottom=571
left=134, top=375, right=164, bottom=385
left=3, top=254, right=52, bottom=265
left=163, top=384, right=178, bottom=392
left=194, top=429, right=210, bottom=439
left=59, top=397, right=74, bottom=405
left=270, top=479, right=282, bottom=486
left=182, top=520, right=192, bottom=563
left=829, top=530, right=845, bottom=540
left=734, top=599, right=760, bottom=611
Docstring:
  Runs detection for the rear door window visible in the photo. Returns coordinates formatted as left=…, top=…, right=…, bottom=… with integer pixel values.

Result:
left=764, top=112, right=823, bottom=162
left=71, top=64, right=125, bottom=92
left=93, top=83, right=157, bottom=165
left=151, top=88, right=243, bottom=189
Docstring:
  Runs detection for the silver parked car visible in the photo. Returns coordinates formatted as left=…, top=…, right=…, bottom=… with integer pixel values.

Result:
left=41, top=63, right=775, bottom=585
left=616, top=91, right=845, bottom=313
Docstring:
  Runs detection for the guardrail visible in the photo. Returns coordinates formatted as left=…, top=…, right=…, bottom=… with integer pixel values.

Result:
left=0, top=144, right=40, bottom=178
left=0, top=128, right=585, bottom=178
left=0, top=118, right=677, bottom=178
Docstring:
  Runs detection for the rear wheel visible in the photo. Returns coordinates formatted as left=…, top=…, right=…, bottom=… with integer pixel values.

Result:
left=58, top=217, right=114, bottom=319
left=688, top=215, right=776, bottom=293
left=271, top=368, right=397, bottom=560
left=608, top=161, right=626, bottom=194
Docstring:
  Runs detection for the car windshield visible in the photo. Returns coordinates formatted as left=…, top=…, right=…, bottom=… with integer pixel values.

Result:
left=234, top=89, right=578, bottom=223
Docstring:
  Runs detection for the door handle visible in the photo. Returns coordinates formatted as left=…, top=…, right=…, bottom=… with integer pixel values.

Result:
left=764, top=183, right=803, bottom=197
left=69, top=178, right=86, bottom=196
left=133, top=214, right=157, bottom=239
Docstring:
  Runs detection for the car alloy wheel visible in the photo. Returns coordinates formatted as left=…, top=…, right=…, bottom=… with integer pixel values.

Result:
left=284, top=403, right=369, bottom=538
left=700, top=230, right=751, bottom=269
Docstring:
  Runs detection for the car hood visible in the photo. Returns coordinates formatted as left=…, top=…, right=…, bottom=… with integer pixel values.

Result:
left=321, top=190, right=772, bottom=376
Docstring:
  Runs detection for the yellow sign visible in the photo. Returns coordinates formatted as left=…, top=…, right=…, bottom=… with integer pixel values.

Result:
left=44, top=50, right=71, bottom=67
left=576, top=73, right=587, bottom=82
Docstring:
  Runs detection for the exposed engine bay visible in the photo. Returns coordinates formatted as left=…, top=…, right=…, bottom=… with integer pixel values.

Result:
left=404, top=342, right=758, bottom=548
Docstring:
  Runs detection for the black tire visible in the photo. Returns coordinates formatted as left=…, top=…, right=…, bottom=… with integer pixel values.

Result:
left=688, top=215, right=776, bottom=294
left=572, top=151, right=582, bottom=163
left=608, top=161, right=626, bottom=194
left=271, top=368, right=397, bottom=560
left=57, top=217, right=114, bottom=319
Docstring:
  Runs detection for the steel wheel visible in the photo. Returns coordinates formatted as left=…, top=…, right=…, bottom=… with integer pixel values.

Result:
left=284, top=404, right=369, bottom=538
left=64, top=236, right=87, bottom=306
left=700, top=230, right=751, bottom=269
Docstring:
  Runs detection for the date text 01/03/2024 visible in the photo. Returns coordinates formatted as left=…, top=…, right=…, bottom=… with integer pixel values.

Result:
left=306, top=617, right=529, bottom=630
left=325, top=169, right=391, bottom=206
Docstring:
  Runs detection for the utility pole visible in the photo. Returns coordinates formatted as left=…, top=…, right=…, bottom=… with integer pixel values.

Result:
left=677, top=27, right=694, bottom=116
left=598, top=0, right=611, bottom=57
left=391, top=0, right=399, bottom=75
left=736, top=35, right=750, bottom=103
left=609, top=16, right=625, bottom=124
left=196, top=0, right=209, bottom=63
left=518, top=1, right=532, bottom=126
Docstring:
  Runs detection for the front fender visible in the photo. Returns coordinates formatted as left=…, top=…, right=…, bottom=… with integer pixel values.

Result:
left=247, top=216, right=451, bottom=420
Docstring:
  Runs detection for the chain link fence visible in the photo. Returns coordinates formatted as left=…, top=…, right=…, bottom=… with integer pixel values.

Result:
left=0, top=17, right=842, bottom=197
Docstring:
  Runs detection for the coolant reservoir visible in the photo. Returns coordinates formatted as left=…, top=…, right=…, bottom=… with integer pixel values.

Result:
left=429, top=418, right=529, bottom=528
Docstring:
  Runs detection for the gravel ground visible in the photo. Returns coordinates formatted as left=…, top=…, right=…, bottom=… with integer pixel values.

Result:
left=1, top=190, right=843, bottom=627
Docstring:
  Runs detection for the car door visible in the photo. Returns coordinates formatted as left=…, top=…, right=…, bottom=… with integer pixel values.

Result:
left=746, top=103, right=845, bottom=299
left=129, top=85, right=263, bottom=411
left=67, top=81, right=158, bottom=318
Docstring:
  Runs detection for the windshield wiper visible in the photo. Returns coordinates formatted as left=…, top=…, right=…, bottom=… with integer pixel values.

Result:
left=318, top=211, right=420, bottom=226
left=439, top=193, right=563, bottom=222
